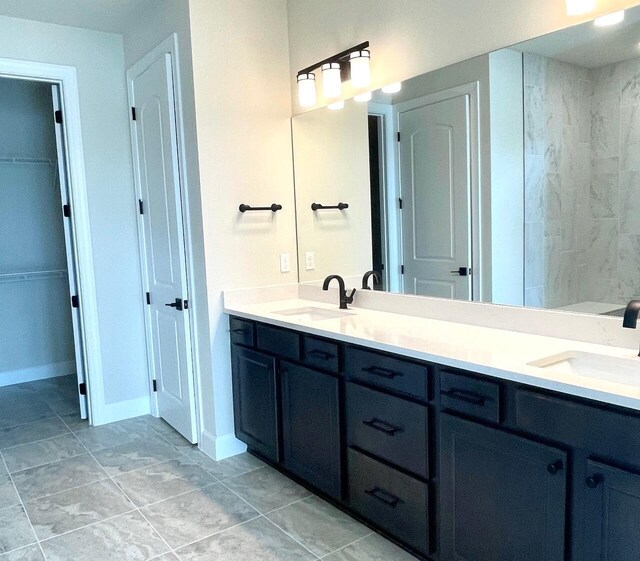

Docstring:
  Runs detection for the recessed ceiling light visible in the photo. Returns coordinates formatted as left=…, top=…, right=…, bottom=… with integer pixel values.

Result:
left=354, top=92, right=372, bottom=102
left=381, top=82, right=402, bottom=94
left=594, top=10, right=625, bottom=27
left=328, top=100, right=344, bottom=111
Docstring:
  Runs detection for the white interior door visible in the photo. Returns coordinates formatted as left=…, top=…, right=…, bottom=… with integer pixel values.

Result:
left=130, top=53, right=197, bottom=443
left=398, top=95, right=472, bottom=299
left=51, top=85, right=88, bottom=420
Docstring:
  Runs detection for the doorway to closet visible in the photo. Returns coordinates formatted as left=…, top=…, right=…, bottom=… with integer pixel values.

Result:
left=0, top=76, right=87, bottom=430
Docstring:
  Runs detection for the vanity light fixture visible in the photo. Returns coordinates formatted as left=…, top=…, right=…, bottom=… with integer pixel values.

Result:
left=296, top=41, right=370, bottom=107
left=354, top=92, right=372, bottom=102
left=328, top=100, right=345, bottom=110
left=594, top=10, right=625, bottom=26
left=565, top=0, right=595, bottom=16
left=382, top=82, right=402, bottom=94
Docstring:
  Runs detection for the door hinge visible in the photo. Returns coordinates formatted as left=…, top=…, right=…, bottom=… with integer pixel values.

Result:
left=397, top=131, right=401, bottom=142
left=71, top=294, right=80, bottom=308
left=138, top=199, right=144, bottom=215
left=131, top=107, right=137, bottom=121
left=183, top=299, right=189, bottom=310
left=63, top=204, right=71, bottom=218
left=399, top=197, right=403, bottom=209
left=152, top=379, right=157, bottom=392
left=54, top=110, right=63, bottom=124
left=401, top=265, right=405, bottom=275
left=146, top=292, right=151, bottom=305
left=79, top=383, right=87, bottom=395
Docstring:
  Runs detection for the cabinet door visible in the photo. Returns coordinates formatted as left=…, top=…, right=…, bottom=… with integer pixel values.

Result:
left=583, top=460, right=640, bottom=561
left=440, top=414, right=567, bottom=561
left=231, top=346, right=279, bottom=462
left=281, top=362, right=341, bottom=499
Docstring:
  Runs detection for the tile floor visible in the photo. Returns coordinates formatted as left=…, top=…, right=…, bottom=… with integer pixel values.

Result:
left=0, top=376, right=416, bottom=560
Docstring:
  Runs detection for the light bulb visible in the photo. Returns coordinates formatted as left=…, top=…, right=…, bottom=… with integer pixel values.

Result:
left=328, top=100, right=344, bottom=111
left=354, top=92, right=372, bottom=102
left=594, top=10, right=625, bottom=26
left=382, top=82, right=402, bottom=94
left=322, top=63, right=342, bottom=99
left=297, top=73, right=316, bottom=107
left=350, top=50, right=371, bottom=88
left=565, top=0, right=595, bottom=15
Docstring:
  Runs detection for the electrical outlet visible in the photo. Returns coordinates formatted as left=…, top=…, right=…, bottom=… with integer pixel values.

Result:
left=305, top=252, right=315, bottom=271
left=280, top=253, right=291, bottom=273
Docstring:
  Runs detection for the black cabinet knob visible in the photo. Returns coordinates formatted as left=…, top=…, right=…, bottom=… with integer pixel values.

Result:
left=547, top=460, right=564, bottom=475
left=586, top=474, right=604, bottom=488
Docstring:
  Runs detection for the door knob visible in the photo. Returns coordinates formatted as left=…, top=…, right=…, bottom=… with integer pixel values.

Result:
left=165, top=298, right=184, bottom=311
left=450, top=267, right=471, bottom=276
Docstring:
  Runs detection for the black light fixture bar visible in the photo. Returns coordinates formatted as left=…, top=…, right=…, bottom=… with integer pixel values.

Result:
left=311, top=202, right=349, bottom=211
left=298, top=41, right=369, bottom=76
left=239, top=203, right=283, bottom=213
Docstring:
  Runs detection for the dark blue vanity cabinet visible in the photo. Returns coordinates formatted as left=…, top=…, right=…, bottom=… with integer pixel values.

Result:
left=229, top=315, right=640, bottom=561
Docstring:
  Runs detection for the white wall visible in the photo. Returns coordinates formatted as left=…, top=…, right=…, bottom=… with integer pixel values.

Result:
left=188, top=0, right=297, bottom=459
left=0, top=16, right=149, bottom=420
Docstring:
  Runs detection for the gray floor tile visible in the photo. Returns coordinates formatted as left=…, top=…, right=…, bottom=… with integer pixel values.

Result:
left=2, top=434, right=85, bottom=473
left=0, top=505, right=37, bottom=554
left=40, top=511, right=169, bottom=561
left=0, top=544, right=44, bottom=560
left=266, top=496, right=370, bottom=557
left=177, top=516, right=316, bottom=561
left=114, top=458, right=216, bottom=507
left=42, top=395, right=78, bottom=416
left=0, top=459, right=7, bottom=476
left=0, top=398, right=55, bottom=430
left=224, top=466, right=311, bottom=513
left=92, top=435, right=182, bottom=476
left=25, top=479, right=134, bottom=540
left=180, top=449, right=265, bottom=480
left=323, top=532, right=417, bottom=560
left=58, top=413, right=89, bottom=432
left=141, top=483, right=258, bottom=549
left=0, top=418, right=69, bottom=449
left=0, top=475, right=20, bottom=509
left=75, top=420, right=159, bottom=453
left=12, top=454, right=107, bottom=501
left=149, top=555, right=179, bottom=561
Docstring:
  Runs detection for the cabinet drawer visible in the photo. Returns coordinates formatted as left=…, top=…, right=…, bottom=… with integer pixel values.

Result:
left=440, top=370, right=501, bottom=423
left=348, top=448, right=430, bottom=555
left=345, top=347, right=430, bottom=401
left=256, top=323, right=300, bottom=361
left=302, top=335, right=339, bottom=373
left=346, top=382, right=428, bottom=479
left=229, top=317, right=255, bottom=347
left=516, top=389, right=640, bottom=468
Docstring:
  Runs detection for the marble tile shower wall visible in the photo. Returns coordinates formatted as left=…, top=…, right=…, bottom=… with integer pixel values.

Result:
left=524, top=52, right=640, bottom=309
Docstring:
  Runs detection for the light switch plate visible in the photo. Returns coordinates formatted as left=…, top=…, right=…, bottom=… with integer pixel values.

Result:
left=280, top=253, right=291, bottom=273
left=305, top=252, right=315, bottom=271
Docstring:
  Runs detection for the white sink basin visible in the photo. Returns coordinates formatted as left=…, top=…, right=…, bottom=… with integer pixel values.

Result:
left=529, top=351, right=640, bottom=387
left=273, top=306, right=355, bottom=321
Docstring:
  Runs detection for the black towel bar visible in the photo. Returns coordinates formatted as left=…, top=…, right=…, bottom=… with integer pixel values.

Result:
left=239, top=204, right=282, bottom=213
left=311, top=202, right=349, bottom=211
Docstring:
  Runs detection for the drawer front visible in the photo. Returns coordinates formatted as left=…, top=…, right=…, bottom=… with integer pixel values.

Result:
left=516, top=389, right=640, bottom=468
left=256, top=323, right=300, bottom=361
left=440, top=370, right=501, bottom=423
left=229, top=317, right=255, bottom=347
left=303, top=335, right=340, bottom=373
left=348, top=448, right=430, bottom=555
left=347, top=382, right=428, bottom=479
left=345, top=347, right=429, bottom=401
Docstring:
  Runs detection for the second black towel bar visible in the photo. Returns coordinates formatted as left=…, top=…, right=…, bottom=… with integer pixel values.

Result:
left=239, top=204, right=282, bottom=213
left=311, top=202, right=349, bottom=211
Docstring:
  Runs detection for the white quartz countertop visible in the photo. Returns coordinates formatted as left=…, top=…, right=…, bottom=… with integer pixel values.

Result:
left=224, top=297, right=640, bottom=412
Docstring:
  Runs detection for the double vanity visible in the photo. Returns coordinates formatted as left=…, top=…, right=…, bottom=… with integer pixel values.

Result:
left=225, top=289, right=640, bottom=561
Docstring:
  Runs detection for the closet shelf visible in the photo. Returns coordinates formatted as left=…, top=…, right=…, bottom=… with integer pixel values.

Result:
left=0, top=269, right=68, bottom=283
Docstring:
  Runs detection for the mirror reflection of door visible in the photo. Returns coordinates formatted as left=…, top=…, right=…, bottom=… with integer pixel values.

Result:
left=398, top=94, right=472, bottom=300
left=368, top=115, right=385, bottom=291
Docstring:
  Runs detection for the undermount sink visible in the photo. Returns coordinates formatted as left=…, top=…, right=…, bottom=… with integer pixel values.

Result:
left=529, top=351, right=640, bottom=387
left=273, top=306, right=355, bottom=321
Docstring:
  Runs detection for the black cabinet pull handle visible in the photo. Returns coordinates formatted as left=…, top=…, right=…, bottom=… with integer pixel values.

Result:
left=362, top=418, right=403, bottom=436
left=586, top=474, right=604, bottom=488
left=232, top=328, right=246, bottom=334
left=362, top=366, right=403, bottom=379
left=364, top=487, right=403, bottom=508
left=547, top=460, right=564, bottom=475
left=441, top=388, right=486, bottom=406
left=307, top=349, right=334, bottom=360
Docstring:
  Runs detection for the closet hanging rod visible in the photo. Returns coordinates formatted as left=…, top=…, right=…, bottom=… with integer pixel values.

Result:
left=0, top=269, right=68, bottom=283
left=239, top=204, right=283, bottom=213
left=311, top=202, right=349, bottom=211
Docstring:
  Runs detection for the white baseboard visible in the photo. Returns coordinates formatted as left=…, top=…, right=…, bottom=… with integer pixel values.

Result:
left=0, top=361, right=76, bottom=387
left=199, top=429, right=246, bottom=461
left=93, top=395, right=151, bottom=426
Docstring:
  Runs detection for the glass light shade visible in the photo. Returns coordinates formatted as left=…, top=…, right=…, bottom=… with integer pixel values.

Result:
left=565, top=0, right=595, bottom=15
left=297, top=73, right=316, bottom=107
left=350, top=50, right=371, bottom=88
left=594, top=10, right=625, bottom=26
left=381, top=82, right=402, bottom=94
left=328, top=100, right=344, bottom=111
left=354, top=92, right=372, bottom=103
left=322, top=63, right=342, bottom=99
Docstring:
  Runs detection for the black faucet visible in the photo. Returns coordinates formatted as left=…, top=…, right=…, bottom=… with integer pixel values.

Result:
left=623, top=300, right=640, bottom=357
left=323, top=275, right=356, bottom=310
left=362, top=270, right=381, bottom=290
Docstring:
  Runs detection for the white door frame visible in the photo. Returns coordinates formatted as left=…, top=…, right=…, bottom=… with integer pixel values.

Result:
left=0, top=57, right=103, bottom=424
left=393, top=82, right=482, bottom=300
left=127, top=34, right=201, bottom=438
